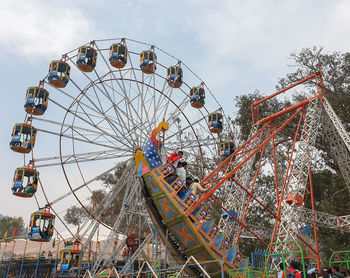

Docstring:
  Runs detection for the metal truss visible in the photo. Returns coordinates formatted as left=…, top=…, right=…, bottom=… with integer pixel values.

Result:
left=218, top=125, right=259, bottom=238
left=297, top=207, right=350, bottom=232
left=277, top=98, right=322, bottom=249
left=119, top=232, right=154, bottom=275
left=92, top=164, right=148, bottom=274
left=322, top=98, right=350, bottom=193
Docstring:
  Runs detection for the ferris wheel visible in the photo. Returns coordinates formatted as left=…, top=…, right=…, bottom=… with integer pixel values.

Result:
left=9, top=38, right=234, bottom=257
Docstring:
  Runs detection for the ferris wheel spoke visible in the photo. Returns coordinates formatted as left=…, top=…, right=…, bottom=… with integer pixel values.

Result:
left=165, top=112, right=209, bottom=142
left=160, top=86, right=176, bottom=122
left=32, top=116, right=123, bottom=140
left=37, top=127, right=125, bottom=151
left=74, top=96, right=137, bottom=147
left=112, top=70, right=141, bottom=135
left=48, top=162, right=125, bottom=206
left=164, top=101, right=191, bottom=127
left=94, top=43, right=152, bottom=141
left=124, top=41, right=153, bottom=128
left=88, top=73, right=131, bottom=139
left=91, top=80, right=158, bottom=145
left=34, top=149, right=129, bottom=167
left=65, top=52, right=134, bottom=137
left=91, top=79, right=150, bottom=141
left=68, top=125, right=121, bottom=149
left=68, top=76, right=133, bottom=145
left=95, top=75, right=148, bottom=145
left=49, top=98, right=135, bottom=151
left=90, top=82, right=107, bottom=113
left=147, top=75, right=169, bottom=124
left=64, top=54, right=114, bottom=115
left=48, top=77, right=130, bottom=145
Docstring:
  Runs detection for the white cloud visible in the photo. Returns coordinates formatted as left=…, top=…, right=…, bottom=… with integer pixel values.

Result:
left=182, top=0, right=350, bottom=95
left=0, top=1, right=98, bottom=60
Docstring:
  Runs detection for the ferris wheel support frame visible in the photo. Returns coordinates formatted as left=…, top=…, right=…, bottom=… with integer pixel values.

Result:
left=181, top=70, right=332, bottom=271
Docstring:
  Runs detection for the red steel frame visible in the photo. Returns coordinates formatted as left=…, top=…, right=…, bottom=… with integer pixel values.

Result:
left=187, top=68, right=327, bottom=270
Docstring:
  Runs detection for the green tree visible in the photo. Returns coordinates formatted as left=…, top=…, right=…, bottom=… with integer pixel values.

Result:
left=0, top=216, right=25, bottom=240
left=64, top=206, right=89, bottom=226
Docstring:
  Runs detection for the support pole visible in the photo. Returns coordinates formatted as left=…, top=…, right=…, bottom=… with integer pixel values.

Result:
left=164, top=229, right=169, bottom=269
left=308, top=167, right=321, bottom=271
left=6, top=238, right=16, bottom=278
left=34, top=242, right=43, bottom=278
left=19, top=238, right=28, bottom=278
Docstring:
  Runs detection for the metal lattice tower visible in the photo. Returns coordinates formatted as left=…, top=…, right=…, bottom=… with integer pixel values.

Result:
left=275, top=99, right=321, bottom=261
left=321, top=98, right=350, bottom=193
left=92, top=164, right=145, bottom=274
left=218, top=125, right=259, bottom=238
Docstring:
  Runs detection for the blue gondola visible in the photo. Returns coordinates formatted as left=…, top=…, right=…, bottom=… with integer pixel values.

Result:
left=140, top=50, right=157, bottom=74
left=11, top=164, right=39, bottom=198
left=167, top=64, right=183, bottom=88
left=208, top=112, right=223, bottom=133
left=220, top=142, right=235, bottom=158
left=190, top=85, right=205, bottom=108
left=48, top=60, right=70, bottom=88
left=27, top=207, right=55, bottom=242
left=109, top=42, right=128, bottom=68
left=10, top=123, right=37, bottom=154
left=24, top=87, right=49, bottom=116
left=76, top=46, right=97, bottom=72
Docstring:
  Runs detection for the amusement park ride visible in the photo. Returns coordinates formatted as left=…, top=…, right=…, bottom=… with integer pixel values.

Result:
left=4, top=37, right=350, bottom=277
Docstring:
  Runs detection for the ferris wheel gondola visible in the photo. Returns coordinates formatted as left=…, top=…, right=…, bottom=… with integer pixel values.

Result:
left=190, top=83, right=205, bottom=108
left=27, top=207, right=55, bottom=242
left=10, top=122, right=37, bottom=153
left=48, top=60, right=70, bottom=88
left=11, top=163, right=39, bottom=198
left=24, top=86, right=49, bottom=116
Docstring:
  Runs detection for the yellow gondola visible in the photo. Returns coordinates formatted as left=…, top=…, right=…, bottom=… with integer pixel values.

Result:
left=208, top=112, right=223, bottom=133
left=109, top=43, right=128, bottom=68
left=27, top=207, right=55, bottom=242
left=219, top=142, right=235, bottom=158
left=76, top=46, right=97, bottom=72
left=56, top=243, right=81, bottom=274
left=11, top=164, right=39, bottom=198
left=140, top=50, right=157, bottom=74
left=48, top=60, right=70, bottom=88
left=166, top=65, right=183, bottom=88
left=10, top=123, right=37, bottom=153
left=190, top=85, right=205, bottom=108
left=24, top=87, right=49, bottom=116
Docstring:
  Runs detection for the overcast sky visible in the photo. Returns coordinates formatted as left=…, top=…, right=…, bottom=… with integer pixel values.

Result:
left=1, top=0, right=350, bottom=230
